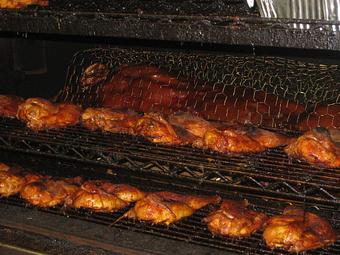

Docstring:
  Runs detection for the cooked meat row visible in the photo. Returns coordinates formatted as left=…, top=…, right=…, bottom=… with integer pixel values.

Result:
left=0, top=0, right=48, bottom=8
left=0, top=95, right=339, bottom=168
left=98, top=65, right=339, bottom=131
left=0, top=162, right=337, bottom=252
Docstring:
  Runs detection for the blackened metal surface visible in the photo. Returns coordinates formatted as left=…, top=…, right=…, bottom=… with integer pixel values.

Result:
left=0, top=9, right=340, bottom=50
left=0, top=158, right=338, bottom=255
left=48, top=0, right=256, bottom=16
left=0, top=118, right=339, bottom=206
left=0, top=226, right=115, bottom=255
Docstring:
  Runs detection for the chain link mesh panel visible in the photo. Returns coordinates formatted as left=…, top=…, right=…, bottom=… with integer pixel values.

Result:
left=56, top=48, right=340, bottom=130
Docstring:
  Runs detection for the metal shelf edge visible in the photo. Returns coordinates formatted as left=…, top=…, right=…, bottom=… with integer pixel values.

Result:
left=0, top=10, right=339, bottom=50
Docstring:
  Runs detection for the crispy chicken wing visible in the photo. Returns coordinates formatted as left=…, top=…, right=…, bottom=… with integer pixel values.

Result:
left=284, top=128, right=340, bottom=168
left=197, top=125, right=291, bottom=154
left=65, top=180, right=144, bottom=212
left=81, top=107, right=140, bottom=133
left=17, top=98, right=81, bottom=130
left=0, top=165, right=41, bottom=197
left=20, top=176, right=82, bottom=208
left=204, top=199, right=268, bottom=238
left=263, top=206, right=338, bottom=252
left=134, top=112, right=184, bottom=145
left=0, top=95, right=24, bottom=118
left=124, top=191, right=221, bottom=225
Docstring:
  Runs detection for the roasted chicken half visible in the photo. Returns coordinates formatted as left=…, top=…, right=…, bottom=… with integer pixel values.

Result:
left=81, top=107, right=140, bottom=134
left=196, top=125, right=292, bottom=154
left=17, top=98, right=82, bottom=130
left=20, top=176, right=82, bottom=208
left=124, top=191, right=221, bottom=225
left=284, top=128, right=340, bottom=168
left=263, top=206, right=338, bottom=252
left=0, top=95, right=24, bottom=118
left=168, top=112, right=220, bottom=142
left=0, top=164, right=41, bottom=197
left=204, top=199, right=268, bottom=238
left=65, top=180, right=145, bottom=212
left=134, top=112, right=184, bottom=145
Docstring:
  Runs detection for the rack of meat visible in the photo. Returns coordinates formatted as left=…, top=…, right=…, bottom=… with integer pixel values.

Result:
left=0, top=0, right=48, bottom=8
left=0, top=94, right=336, bottom=169
left=0, top=47, right=339, bottom=254
left=0, top=161, right=338, bottom=253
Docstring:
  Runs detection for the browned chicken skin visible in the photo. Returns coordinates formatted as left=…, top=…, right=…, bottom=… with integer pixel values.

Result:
left=263, top=206, right=338, bottom=252
left=65, top=180, right=145, bottom=212
left=134, top=112, right=184, bottom=145
left=0, top=95, right=24, bottom=118
left=284, top=128, right=340, bottom=168
left=124, top=191, right=221, bottom=225
left=196, top=125, right=291, bottom=154
left=20, top=177, right=82, bottom=208
left=0, top=165, right=41, bottom=197
left=204, top=199, right=268, bottom=238
left=168, top=112, right=219, bottom=142
left=0, top=0, right=48, bottom=8
left=81, top=107, right=140, bottom=133
left=17, top=98, right=82, bottom=130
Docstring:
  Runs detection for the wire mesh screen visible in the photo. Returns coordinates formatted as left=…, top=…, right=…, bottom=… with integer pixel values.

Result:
left=56, top=47, right=340, bottom=130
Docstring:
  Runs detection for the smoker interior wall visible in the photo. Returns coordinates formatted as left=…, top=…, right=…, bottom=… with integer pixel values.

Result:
left=1, top=35, right=340, bottom=99
left=0, top=37, right=92, bottom=98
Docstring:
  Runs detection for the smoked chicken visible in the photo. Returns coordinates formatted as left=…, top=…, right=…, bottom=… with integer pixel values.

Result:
left=168, top=112, right=220, bottom=142
left=196, top=125, right=292, bottom=154
left=17, top=98, right=82, bottom=130
left=0, top=164, right=41, bottom=197
left=124, top=191, right=221, bottom=225
left=65, top=180, right=145, bottom=212
left=134, top=112, right=184, bottom=145
left=204, top=199, right=268, bottom=238
left=284, top=128, right=340, bottom=168
left=20, top=176, right=82, bottom=208
left=81, top=107, right=140, bottom=134
left=263, top=206, right=338, bottom=252
left=0, top=0, right=48, bottom=8
left=0, top=95, right=24, bottom=118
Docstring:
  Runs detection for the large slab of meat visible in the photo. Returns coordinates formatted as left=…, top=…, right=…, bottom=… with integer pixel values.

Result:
left=99, top=65, right=339, bottom=131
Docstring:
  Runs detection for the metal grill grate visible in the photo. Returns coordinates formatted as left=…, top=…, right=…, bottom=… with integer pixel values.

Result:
left=0, top=118, right=339, bottom=205
left=0, top=159, right=338, bottom=255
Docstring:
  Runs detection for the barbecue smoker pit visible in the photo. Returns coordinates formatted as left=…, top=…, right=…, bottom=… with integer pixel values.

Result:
left=0, top=46, right=339, bottom=254
left=0, top=1, right=340, bottom=254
